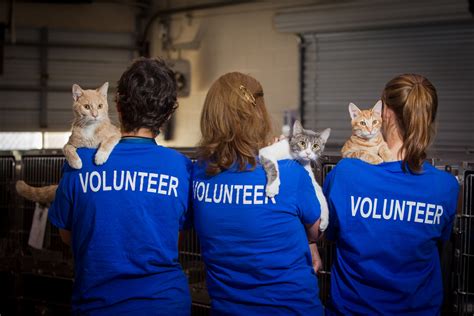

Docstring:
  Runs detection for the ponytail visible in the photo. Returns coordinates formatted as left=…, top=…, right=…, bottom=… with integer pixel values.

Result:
left=382, top=74, right=438, bottom=173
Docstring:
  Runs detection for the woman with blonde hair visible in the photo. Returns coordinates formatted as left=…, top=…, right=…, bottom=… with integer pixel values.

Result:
left=324, top=74, right=459, bottom=315
left=192, top=72, right=323, bottom=315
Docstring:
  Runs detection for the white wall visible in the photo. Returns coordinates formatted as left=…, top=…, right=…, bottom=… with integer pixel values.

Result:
left=152, top=2, right=310, bottom=147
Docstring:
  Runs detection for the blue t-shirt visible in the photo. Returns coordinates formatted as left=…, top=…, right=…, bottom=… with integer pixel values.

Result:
left=323, top=158, right=459, bottom=316
left=192, top=160, right=323, bottom=316
left=49, top=138, right=192, bottom=315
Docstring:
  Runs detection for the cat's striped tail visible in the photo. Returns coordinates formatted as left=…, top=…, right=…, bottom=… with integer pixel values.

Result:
left=16, top=181, right=58, bottom=206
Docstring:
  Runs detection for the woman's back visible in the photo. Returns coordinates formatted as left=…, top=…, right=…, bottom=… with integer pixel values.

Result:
left=324, top=158, right=458, bottom=315
left=193, top=160, right=323, bottom=315
left=50, top=140, right=192, bottom=315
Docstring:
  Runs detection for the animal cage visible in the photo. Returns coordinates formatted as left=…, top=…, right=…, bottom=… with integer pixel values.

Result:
left=19, top=153, right=73, bottom=278
left=0, top=155, right=17, bottom=313
left=0, top=155, right=17, bottom=267
left=179, top=228, right=210, bottom=305
left=1, top=150, right=472, bottom=315
left=314, top=153, right=341, bottom=305
left=454, top=166, right=474, bottom=315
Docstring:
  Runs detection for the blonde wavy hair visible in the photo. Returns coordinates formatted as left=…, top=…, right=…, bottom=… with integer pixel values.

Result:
left=382, top=74, right=438, bottom=173
left=197, top=72, right=272, bottom=176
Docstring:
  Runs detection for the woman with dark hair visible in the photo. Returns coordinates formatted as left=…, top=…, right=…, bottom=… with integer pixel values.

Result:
left=324, top=74, right=459, bottom=315
left=49, top=58, right=192, bottom=315
left=192, top=72, right=324, bottom=315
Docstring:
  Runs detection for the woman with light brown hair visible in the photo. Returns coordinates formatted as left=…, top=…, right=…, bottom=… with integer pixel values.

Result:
left=324, top=74, right=459, bottom=315
left=192, top=72, right=324, bottom=315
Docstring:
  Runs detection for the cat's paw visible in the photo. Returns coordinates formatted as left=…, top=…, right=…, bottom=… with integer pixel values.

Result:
left=94, top=150, right=110, bottom=166
left=68, top=158, right=82, bottom=169
left=265, top=179, right=281, bottom=197
left=361, top=154, right=383, bottom=165
left=319, top=215, right=329, bottom=232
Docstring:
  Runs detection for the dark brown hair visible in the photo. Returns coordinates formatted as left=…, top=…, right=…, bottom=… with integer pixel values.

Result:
left=382, top=74, right=438, bottom=173
left=117, top=57, right=178, bottom=135
left=197, top=72, right=272, bottom=176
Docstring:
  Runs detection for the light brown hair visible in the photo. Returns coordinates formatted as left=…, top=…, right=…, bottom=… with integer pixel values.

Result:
left=382, top=74, right=438, bottom=173
left=198, top=72, right=272, bottom=176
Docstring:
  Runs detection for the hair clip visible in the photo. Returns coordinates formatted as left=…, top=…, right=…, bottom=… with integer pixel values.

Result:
left=239, top=85, right=256, bottom=106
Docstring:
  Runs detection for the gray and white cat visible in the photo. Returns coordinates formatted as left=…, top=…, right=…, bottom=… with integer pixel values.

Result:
left=259, top=120, right=330, bottom=231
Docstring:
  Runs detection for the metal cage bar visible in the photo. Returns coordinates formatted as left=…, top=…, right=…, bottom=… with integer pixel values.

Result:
left=18, top=154, right=73, bottom=277
left=0, top=155, right=17, bottom=269
left=1, top=151, right=472, bottom=315
left=454, top=169, right=474, bottom=315
left=179, top=229, right=210, bottom=304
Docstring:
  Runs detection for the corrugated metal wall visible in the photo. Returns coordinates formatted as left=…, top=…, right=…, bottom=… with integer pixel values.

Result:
left=274, top=0, right=473, bottom=151
left=300, top=23, right=474, bottom=150
left=0, top=28, right=137, bottom=131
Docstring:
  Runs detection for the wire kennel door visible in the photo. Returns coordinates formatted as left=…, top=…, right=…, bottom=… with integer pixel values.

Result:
left=179, top=229, right=210, bottom=305
left=316, top=155, right=340, bottom=305
left=0, top=155, right=17, bottom=267
left=0, top=155, right=17, bottom=313
left=454, top=168, right=474, bottom=315
left=18, top=154, right=73, bottom=277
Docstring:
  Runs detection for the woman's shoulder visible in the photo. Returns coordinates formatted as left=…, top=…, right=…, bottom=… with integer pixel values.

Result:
left=155, top=146, right=192, bottom=165
left=277, top=159, right=309, bottom=177
left=422, top=162, right=459, bottom=189
left=330, top=158, right=364, bottom=174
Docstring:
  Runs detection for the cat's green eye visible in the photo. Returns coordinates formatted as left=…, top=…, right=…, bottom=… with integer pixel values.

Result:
left=360, top=121, right=366, bottom=126
left=299, top=141, right=306, bottom=148
left=84, top=104, right=90, bottom=110
left=373, top=120, right=378, bottom=124
left=312, top=144, right=320, bottom=150
left=98, top=104, right=103, bottom=109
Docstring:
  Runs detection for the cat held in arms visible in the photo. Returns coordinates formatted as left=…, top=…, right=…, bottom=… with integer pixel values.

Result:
left=16, top=82, right=121, bottom=206
left=341, top=100, right=393, bottom=164
left=258, top=121, right=330, bottom=232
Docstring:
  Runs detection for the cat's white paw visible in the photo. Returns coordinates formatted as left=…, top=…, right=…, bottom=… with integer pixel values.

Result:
left=68, top=158, right=82, bottom=169
left=319, top=206, right=329, bottom=232
left=266, top=179, right=281, bottom=197
left=319, top=215, right=329, bottom=232
left=94, top=150, right=110, bottom=166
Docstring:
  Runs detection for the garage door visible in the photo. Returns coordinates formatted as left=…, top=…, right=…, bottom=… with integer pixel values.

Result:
left=300, top=23, right=474, bottom=151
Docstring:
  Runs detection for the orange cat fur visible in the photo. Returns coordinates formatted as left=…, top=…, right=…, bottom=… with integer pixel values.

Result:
left=16, top=83, right=120, bottom=206
left=341, top=100, right=393, bottom=164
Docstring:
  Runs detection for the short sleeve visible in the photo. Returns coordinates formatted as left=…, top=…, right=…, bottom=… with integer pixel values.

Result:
left=323, top=168, right=339, bottom=241
left=48, top=164, right=74, bottom=231
left=179, top=158, right=194, bottom=231
left=440, top=178, right=460, bottom=241
left=296, top=167, right=321, bottom=225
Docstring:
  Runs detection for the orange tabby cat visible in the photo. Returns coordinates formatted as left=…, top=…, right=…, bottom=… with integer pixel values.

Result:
left=16, top=82, right=121, bottom=206
left=341, top=100, right=393, bottom=164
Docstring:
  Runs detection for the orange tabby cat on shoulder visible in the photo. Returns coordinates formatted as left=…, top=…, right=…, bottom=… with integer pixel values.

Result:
left=341, top=100, right=393, bottom=164
left=16, top=82, right=120, bottom=206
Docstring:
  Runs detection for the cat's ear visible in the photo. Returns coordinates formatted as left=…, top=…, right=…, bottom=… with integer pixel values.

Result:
left=372, top=100, right=383, bottom=117
left=292, top=120, right=303, bottom=135
left=319, top=128, right=331, bottom=143
left=97, top=82, right=109, bottom=99
left=72, top=84, right=83, bottom=102
left=348, top=103, right=361, bottom=120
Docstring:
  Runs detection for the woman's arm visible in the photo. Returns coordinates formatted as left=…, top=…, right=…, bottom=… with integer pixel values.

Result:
left=305, top=219, right=321, bottom=243
left=306, top=219, right=322, bottom=273
left=59, top=229, right=72, bottom=246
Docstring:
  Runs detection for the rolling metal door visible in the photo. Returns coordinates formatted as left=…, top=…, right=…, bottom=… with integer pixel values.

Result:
left=300, top=23, right=474, bottom=151
left=0, top=28, right=136, bottom=131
